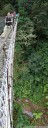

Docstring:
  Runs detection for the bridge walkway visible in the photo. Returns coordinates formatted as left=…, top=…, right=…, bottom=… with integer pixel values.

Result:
left=0, top=17, right=18, bottom=128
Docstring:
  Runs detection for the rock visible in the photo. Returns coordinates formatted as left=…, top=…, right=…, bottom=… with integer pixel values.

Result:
left=23, top=110, right=34, bottom=118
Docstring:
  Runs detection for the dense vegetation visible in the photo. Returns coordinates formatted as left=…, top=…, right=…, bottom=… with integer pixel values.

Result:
left=13, top=0, right=48, bottom=127
left=13, top=15, right=48, bottom=127
left=0, top=0, right=18, bottom=15
left=18, top=0, right=48, bottom=38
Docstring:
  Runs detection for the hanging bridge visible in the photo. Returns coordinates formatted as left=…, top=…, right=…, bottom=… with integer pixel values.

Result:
left=0, top=17, right=18, bottom=128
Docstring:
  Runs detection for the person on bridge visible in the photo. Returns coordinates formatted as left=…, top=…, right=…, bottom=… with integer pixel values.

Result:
left=11, top=11, right=16, bottom=30
left=5, top=12, right=12, bottom=27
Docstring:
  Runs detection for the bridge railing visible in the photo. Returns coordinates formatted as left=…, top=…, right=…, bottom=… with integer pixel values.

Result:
left=0, top=19, right=18, bottom=128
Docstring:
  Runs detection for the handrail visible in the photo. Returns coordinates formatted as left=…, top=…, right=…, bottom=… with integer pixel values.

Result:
left=0, top=32, right=13, bottom=128
left=0, top=20, right=18, bottom=128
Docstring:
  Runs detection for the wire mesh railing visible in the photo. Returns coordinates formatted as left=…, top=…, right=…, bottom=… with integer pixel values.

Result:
left=0, top=20, right=18, bottom=128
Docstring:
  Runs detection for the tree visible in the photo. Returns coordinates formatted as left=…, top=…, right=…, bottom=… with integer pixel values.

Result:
left=18, top=0, right=48, bottom=38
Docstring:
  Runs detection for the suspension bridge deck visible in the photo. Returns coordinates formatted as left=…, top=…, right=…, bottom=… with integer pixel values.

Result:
left=0, top=27, right=12, bottom=86
left=0, top=18, right=18, bottom=128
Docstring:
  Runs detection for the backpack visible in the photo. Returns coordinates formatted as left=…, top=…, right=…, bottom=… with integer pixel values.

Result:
left=5, top=16, right=11, bottom=26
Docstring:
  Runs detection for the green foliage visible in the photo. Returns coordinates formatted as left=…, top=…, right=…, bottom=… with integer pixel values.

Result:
left=44, top=84, right=48, bottom=93
left=13, top=103, right=31, bottom=127
left=18, top=0, right=48, bottom=38
left=18, top=0, right=33, bottom=15
left=2, top=3, right=14, bottom=15
left=32, top=1, right=48, bottom=38
left=33, top=112, right=42, bottom=119
left=0, top=0, right=4, bottom=9
left=13, top=15, right=48, bottom=126
left=0, top=0, right=18, bottom=15
left=44, top=84, right=48, bottom=108
left=18, top=7, right=27, bottom=16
